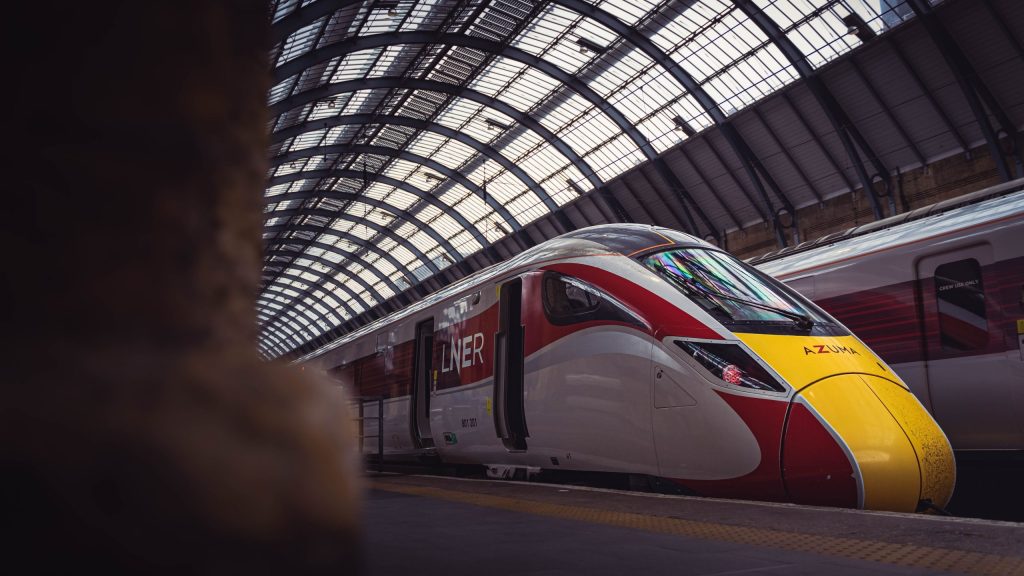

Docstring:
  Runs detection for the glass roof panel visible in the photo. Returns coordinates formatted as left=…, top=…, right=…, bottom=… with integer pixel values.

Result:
left=261, top=0, right=925, bottom=356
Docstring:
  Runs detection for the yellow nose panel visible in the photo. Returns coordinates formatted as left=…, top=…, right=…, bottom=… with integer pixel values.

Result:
left=736, top=333, right=956, bottom=512
left=863, top=377, right=955, bottom=509
left=734, top=333, right=896, bottom=391
left=799, top=375, right=920, bottom=511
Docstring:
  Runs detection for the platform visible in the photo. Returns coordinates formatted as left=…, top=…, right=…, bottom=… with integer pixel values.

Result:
left=365, top=474, right=1024, bottom=576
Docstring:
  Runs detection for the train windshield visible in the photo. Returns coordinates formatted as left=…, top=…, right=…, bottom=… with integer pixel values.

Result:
left=643, top=248, right=844, bottom=335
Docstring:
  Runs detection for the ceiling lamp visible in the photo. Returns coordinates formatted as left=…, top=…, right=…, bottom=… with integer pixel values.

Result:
left=575, top=37, right=607, bottom=55
left=841, top=14, right=876, bottom=42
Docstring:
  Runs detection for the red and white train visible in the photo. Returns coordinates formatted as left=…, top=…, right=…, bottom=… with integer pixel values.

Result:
left=755, top=184, right=1024, bottom=453
left=305, top=222, right=956, bottom=512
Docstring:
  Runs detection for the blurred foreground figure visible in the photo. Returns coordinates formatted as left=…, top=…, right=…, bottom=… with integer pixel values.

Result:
left=2, top=2, right=362, bottom=573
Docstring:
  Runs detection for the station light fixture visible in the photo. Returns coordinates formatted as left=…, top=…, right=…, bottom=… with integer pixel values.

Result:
left=566, top=179, right=587, bottom=196
left=484, top=117, right=511, bottom=132
left=575, top=37, right=607, bottom=55
left=378, top=1, right=399, bottom=18
left=492, top=220, right=510, bottom=235
left=673, top=115, right=697, bottom=138
left=841, top=13, right=876, bottom=42
left=421, top=171, right=445, bottom=182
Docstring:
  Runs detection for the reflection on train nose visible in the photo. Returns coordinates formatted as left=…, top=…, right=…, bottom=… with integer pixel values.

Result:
left=784, top=374, right=938, bottom=512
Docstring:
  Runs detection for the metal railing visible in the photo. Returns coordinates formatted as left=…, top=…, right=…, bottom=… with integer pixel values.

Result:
left=353, top=395, right=384, bottom=473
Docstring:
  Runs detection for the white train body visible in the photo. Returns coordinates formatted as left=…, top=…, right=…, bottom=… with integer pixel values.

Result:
left=756, top=189, right=1024, bottom=451
left=303, top=224, right=956, bottom=511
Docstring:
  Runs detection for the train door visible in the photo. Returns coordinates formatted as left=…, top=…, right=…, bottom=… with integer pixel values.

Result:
left=916, top=244, right=1016, bottom=448
left=493, top=278, right=528, bottom=452
left=410, top=318, right=435, bottom=448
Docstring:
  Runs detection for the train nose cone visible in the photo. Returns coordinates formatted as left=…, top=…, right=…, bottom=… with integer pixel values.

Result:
left=783, top=374, right=955, bottom=512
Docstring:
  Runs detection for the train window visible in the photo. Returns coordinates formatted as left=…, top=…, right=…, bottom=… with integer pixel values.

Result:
left=543, top=274, right=600, bottom=319
left=542, top=273, right=642, bottom=327
left=642, top=247, right=840, bottom=335
left=934, top=259, right=988, bottom=350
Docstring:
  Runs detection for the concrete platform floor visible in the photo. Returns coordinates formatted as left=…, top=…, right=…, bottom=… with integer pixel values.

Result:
left=364, top=474, right=1024, bottom=576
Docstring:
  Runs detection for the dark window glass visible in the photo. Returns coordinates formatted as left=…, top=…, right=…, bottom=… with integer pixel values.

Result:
left=674, top=340, right=786, bottom=392
left=542, top=273, right=641, bottom=327
left=642, top=248, right=845, bottom=336
left=935, top=259, right=988, bottom=351
left=544, top=274, right=599, bottom=318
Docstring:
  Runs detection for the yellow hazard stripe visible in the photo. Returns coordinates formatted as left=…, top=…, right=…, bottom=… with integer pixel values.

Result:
left=372, top=480, right=1024, bottom=576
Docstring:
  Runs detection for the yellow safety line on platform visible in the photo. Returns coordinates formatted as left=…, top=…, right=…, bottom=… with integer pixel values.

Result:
left=373, top=481, right=1024, bottom=576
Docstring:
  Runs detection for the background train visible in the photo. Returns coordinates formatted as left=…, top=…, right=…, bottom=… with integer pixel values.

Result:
left=304, top=224, right=955, bottom=512
left=754, top=182, right=1024, bottom=452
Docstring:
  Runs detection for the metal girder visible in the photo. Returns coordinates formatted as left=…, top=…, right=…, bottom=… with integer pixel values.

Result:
left=847, top=59, right=926, bottom=169
left=263, top=261, right=380, bottom=314
left=266, top=175, right=485, bottom=241
left=270, top=0, right=789, bottom=241
left=271, top=85, right=604, bottom=191
left=734, top=0, right=886, bottom=221
left=674, top=145, right=743, bottom=231
left=270, top=0, right=342, bottom=45
left=272, top=140, right=521, bottom=232
left=272, top=31, right=714, bottom=237
left=559, top=0, right=786, bottom=245
left=885, top=36, right=969, bottom=155
left=265, top=234, right=406, bottom=294
left=907, top=0, right=1020, bottom=181
left=618, top=180, right=660, bottom=226
left=750, top=107, right=822, bottom=204
left=258, top=289, right=325, bottom=334
left=258, top=291, right=340, bottom=337
left=780, top=91, right=854, bottom=193
left=258, top=289, right=345, bottom=347
left=265, top=212, right=440, bottom=275
left=267, top=177, right=489, bottom=247
left=261, top=269, right=360, bottom=320
left=267, top=202, right=460, bottom=270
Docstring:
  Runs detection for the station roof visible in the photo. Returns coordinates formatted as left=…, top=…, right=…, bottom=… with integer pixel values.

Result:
left=259, top=0, right=1011, bottom=359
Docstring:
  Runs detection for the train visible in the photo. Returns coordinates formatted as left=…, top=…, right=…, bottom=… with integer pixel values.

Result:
left=754, top=182, right=1024, bottom=453
left=304, top=222, right=956, bottom=513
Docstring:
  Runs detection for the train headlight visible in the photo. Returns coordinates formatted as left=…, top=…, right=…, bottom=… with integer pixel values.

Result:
left=722, top=364, right=743, bottom=385
left=675, top=340, right=786, bottom=392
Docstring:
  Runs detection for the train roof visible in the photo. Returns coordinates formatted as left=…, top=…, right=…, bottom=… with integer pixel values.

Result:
left=297, top=224, right=711, bottom=363
left=753, top=180, right=1024, bottom=276
left=750, top=177, right=1024, bottom=268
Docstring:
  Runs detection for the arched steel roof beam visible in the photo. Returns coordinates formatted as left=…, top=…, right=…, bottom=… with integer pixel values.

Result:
left=264, top=144, right=495, bottom=323
left=264, top=225, right=438, bottom=323
left=263, top=208, right=445, bottom=276
left=271, top=0, right=340, bottom=45
left=261, top=266, right=368, bottom=320
left=271, top=92, right=558, bottom=222
left=734, top=0, right=887, bottom=220
left=258, top=289, right=326, bottom=335
left=263, top=256, right=397, bottom=313
left=265, top=234, right=406, bottom=295
left=558, top=0, right=787, bottom=245
left=259, top=318, right=305, bottom=353
left=271, top=93, right=604, bottom=192
left=268, top=180, right=488, bottom=248
left=258, top=289, right=347, bottom=345
left=258, top=290, right=343, bottom=337
left=271, top=150, right=507, bottom=240
left=906, top=0, right=1019, bottom=181
left=272, top=32, right=713, bottom=238
left=270, top=1, right=792, bottom=242
left=262, top=192, right=454, bottom=266
left=267, top=203, right=460, bottom=272
left=267, top=194, right=483, bottom=294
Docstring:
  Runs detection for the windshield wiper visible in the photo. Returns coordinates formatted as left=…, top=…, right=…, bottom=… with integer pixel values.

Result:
left=667, top=277, right=736, bottom=322
left=681, top=279, right=813, bottom=331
